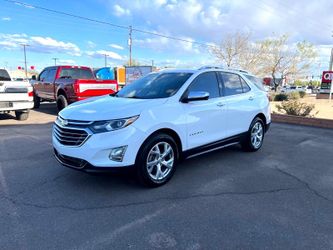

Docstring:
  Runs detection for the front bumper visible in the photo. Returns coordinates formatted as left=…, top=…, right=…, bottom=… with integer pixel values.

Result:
left=52, top=124, right=147, bottom=169
left=54, top=149, right=133, bottom=172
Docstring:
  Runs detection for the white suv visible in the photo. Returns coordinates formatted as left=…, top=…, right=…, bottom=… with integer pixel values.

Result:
left=53, top=67, right=271, bottom=186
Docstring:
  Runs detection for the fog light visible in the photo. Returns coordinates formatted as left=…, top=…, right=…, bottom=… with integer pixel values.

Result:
left=109, top=146, right=127, bottom=162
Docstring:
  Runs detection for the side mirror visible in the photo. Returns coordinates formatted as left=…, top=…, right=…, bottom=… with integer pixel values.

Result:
left=182, top=91, right=209, bottom=103
left=31, top=75, right=36, bottom=80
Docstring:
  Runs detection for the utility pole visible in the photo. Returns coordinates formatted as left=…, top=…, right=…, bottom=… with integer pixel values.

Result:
left=128, top=25, right=132, bottom=66
left=104, top=54, right=107, bottom=67
left=20, top=44, right=29, bottom=78
left=151, top=59, right=154, bottom=67
left=52, top=58, right=58, bottom=66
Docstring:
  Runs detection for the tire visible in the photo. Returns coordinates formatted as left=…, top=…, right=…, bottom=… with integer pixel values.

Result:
left=15, top=110, right=29, bottom=121
left=136, top=133, right=179, bottom=187
left=33, top=94, right=40, bottom=109
left=56, top=95, right=68, bottom=112
left=241, top=117, right=265, bottom=152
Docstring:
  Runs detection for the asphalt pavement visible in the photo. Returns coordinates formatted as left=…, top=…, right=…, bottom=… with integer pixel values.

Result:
left=1, top=106, right=333, bottom=249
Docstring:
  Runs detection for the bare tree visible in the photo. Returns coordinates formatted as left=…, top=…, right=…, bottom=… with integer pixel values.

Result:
left=212, top=33, right=317, bottom=91
left=211, top=32, right=251, bottom=67
left=260, top=35, right=316, bottom=91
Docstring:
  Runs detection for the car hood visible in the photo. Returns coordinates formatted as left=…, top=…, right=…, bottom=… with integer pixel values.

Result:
left=59, top=95, right=167, bottom=121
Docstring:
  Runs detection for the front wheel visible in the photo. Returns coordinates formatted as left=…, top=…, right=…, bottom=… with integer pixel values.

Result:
left=136, top=134, right=179, bottom=187
left=241, top=117, right=265, bottom=152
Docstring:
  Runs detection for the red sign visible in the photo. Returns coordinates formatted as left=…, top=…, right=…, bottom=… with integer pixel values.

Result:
left=18, top=66, right=22, bottom=70
left=322, top=71, right=333, bottom=83
left=30, top=66, right=35, bottom=70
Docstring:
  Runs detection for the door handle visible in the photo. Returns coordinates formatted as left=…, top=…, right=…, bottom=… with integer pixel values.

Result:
left=216, top=102, right=225, bottom=107
left=248, top=96, right=254, bottom=101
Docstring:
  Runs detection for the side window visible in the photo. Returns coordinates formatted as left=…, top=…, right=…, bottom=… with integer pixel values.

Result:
left=45, top=69, right=57, bottom=82
left=221, top=73, right=243, bottom=96
left=240, top=77, right=251, bottom=93
left=188, top=72, right=220, bottom=99
left=39, top=70, right=48, bottom=81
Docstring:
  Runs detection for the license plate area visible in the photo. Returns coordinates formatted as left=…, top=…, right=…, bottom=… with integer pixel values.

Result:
left=0, top=102, right=13, bottom=108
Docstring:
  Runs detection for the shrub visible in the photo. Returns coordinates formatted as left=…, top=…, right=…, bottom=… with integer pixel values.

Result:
left=299, top=91, right=306, bottom=98
left=288, top=91, right=300, bottom=100
left=276, top=100, right=317, bottom=117
left=274, top=93, right=288, bottom=101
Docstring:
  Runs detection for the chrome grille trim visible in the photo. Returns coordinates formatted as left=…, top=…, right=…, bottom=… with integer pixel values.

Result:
left=53, top=123, right=91, bottom=147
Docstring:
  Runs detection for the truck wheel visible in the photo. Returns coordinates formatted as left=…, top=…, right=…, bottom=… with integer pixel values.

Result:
left=15, top=110, right=29, bottom=121
left=56, top=95, right=68, bottom=112
left=33, top=94, right=40, bottom=109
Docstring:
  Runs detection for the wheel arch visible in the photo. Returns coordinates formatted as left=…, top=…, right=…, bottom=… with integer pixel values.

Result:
left=57, top=88, right=67, bottom=98
left=137, top=128, right=183, bottom=161
left=253, top=113, right=267, bottom=131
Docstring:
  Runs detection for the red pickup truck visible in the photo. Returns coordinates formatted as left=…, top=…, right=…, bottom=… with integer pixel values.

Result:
left=32, top=65, right=118, bottom=111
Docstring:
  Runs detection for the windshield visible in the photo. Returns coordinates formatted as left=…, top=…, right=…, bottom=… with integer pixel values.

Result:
left=117, top=72, right=193, bottom=99
left=0, top=69, right=11, bottom=81
left=244, top=74, right=266, bottom=91
left=59, top=68, right=94, bottom=79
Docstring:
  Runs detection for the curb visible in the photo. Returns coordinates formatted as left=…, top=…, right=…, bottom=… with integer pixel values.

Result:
left=271, top=113, right=333, bottom=129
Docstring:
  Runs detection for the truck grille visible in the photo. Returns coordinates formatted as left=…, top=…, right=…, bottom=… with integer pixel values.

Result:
left=53, top=123, right=89, bottom=146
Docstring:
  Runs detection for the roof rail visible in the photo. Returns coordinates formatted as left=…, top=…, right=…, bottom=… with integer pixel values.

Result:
left=227, top=68, right=250, bottom=74
left=198, top=66, right=224, bottom=70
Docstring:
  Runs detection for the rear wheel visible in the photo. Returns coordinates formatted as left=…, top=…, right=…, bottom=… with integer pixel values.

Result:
left=15, top=110, right=29, bottom=121
left=136, top=134, right=178, bottom=187
left=56, top=95, right=68, bottom=112
left=241, top=117, right=265, bottom=152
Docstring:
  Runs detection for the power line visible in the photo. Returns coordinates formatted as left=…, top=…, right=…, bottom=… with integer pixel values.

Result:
left=3, top=0, right=216, bottom=49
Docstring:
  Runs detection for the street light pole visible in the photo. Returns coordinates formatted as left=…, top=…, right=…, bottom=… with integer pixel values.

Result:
left=20, top=44, right=29, bottom=78
left=128, top=25, right=132, bottom=66
left=329, top=48, right=333, bottom=101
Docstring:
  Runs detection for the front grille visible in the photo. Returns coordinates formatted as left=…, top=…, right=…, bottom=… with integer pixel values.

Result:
left=54, top=149, right=88, bottom=169
left=53, top=123, right=89, bottom=146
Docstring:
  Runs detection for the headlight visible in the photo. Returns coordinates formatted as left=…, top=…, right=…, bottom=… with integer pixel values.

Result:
left=89, top=115, right=139, bottom=133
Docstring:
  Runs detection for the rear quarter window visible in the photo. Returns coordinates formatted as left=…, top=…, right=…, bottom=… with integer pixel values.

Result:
left=244, top=75, right=266, bottom=91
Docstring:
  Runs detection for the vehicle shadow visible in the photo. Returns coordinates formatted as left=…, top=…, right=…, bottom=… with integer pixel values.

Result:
left=34, top=102, right=58, bottom=116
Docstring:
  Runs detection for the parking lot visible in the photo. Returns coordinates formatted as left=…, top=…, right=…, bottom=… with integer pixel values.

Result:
left=1, top=105, right=333, bottom=249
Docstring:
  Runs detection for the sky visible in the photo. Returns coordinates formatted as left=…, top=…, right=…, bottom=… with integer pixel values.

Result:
left=0, top=0, right=333, bottom=76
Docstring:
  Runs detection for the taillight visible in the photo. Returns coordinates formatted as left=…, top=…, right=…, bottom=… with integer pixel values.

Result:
left=73, top=81, right=80, bottom=93
left=28, top=91, right=34, bottom=97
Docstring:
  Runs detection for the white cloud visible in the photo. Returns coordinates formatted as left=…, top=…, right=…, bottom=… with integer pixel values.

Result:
left=87, top=41, right=96, bottom=49
left=109, top=44, right=124, bottom=50
left=134, top=35, right=201, bottom=55
left=58, top=59, right=76, bottom=65
left=1, top=17, right=11, bottom=21
left=113, top=4, right=131, bottom=16
left=30, top=36, right=81, bottom=56
left=105, top=0, right=333, bottom=46
left=14, top=2, right=35, bottom=9
left=0, top=33, right=81, bottom=56
left=86, top=50, right=123, bottom=60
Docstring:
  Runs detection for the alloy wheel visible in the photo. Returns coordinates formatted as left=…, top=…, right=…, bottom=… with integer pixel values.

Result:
left=146, top=142, right=174, bottom=181
left=251, top=122, right=263, bottom=149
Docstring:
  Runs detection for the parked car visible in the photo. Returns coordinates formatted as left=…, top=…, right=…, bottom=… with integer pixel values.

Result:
left=53, top=67, right=271, bottom=187
left=281, top=85, right=306, bottom=94
left=32, top=65, right=118, bottom=111
left=0, top=69, right=34, bottom=120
